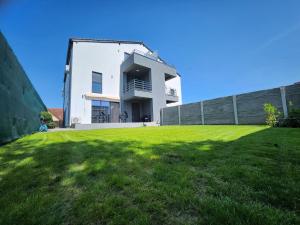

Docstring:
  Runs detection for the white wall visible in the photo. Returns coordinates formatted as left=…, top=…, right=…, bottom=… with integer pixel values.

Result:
left=166, top=75, right=182, bottom=107
left=68, top=42, right=149, bottom=125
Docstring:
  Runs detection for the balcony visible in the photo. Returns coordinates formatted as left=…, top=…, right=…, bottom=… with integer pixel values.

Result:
left=123, top=79, right=153, bottom=100
left=121, top=50, right=177, bottom=81
left=165, top=86, right=179, bottom=103
left=126, top=79, right=152, bottom=92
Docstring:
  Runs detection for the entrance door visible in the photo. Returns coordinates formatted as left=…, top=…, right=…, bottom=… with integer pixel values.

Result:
left=132, top=102, right=140, bottom=122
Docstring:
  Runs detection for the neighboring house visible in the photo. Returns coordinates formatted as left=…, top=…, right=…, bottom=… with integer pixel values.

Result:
left=63, top=38, right=182, bottom=127
left=48, top=108, right=63, bottom=127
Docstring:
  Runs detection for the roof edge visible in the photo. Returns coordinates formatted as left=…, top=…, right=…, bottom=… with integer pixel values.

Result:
left=69, top=38, right=144, bottom=45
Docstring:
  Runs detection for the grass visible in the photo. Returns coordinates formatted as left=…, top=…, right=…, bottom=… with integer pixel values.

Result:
left=0, top=125, right=299, bottom=225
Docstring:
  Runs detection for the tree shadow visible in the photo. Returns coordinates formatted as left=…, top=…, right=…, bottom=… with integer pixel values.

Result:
left=0, top=127, right=299, bottom=225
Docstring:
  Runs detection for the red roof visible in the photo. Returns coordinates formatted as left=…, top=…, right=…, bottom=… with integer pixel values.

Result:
left=48, top=108, right=63, bottom=121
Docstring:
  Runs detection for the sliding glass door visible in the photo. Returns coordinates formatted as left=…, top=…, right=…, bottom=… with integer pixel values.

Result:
left=91, top=100, right=110, bottom=123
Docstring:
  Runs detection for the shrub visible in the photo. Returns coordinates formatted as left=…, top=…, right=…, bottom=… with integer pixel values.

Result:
left=281, top=101, right=300, bottom=127
left=47, top=121, right=56, bottom=129
left=279, top=118, right=300, bottom=128
left=277, top=101, right=300, bottom=128
left=263, top=103, right=280, bottom=127
left=289, top=108, right=300, bottom=119
left=40, top=111, right=55, bottom=129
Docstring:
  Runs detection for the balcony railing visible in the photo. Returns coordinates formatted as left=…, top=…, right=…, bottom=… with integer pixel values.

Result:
left=132, top=49, right=159, bottom=61
left=129, top=49, right=176, bottom=69
left=125, top=79, right=152, bottom=93
left=165, top=87, right=177, bottom=97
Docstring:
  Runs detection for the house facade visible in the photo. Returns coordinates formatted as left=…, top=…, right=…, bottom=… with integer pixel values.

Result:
left=63, top=38, right=182, bottom=127
left=48, top=108, right=64, bottom=128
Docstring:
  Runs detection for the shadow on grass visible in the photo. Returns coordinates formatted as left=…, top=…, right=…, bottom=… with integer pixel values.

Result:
left=0, top=128, right=299, bottom=225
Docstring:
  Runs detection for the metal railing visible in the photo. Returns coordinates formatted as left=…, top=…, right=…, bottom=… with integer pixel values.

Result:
left=165, top=87, right=178, bottom=97
left=132, top=49, right=159, bottom=61
left=130, top=49, right=176, bottom=69
left=125, top=79, right=152, bottom=93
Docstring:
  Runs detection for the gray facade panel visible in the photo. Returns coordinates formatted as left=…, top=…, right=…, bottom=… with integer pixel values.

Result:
left=110, top=102, right=120, bottom=123
left=121, top=52, right=178, bottom=123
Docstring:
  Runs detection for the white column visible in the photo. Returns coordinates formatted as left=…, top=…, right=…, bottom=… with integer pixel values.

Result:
left=280, top=87, right=288, bottom=118
left=200, top=101, right=204, bottom=125
left=178, top=105, right=181, bottom=125
left=232, top=95, right=239, bottom=125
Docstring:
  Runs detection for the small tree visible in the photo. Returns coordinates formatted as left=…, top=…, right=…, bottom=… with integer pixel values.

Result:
left=40, top=111, right=55, bottom=128
left=263, top=103, right=280, bottom=127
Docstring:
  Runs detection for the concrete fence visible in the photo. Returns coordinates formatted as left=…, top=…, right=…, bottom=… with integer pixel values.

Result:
left=0, top=32, right=46, bottom=144
left=161, top=83, right=300, bottom=125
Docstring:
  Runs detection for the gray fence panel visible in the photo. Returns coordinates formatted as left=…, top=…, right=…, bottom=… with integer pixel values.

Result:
left=161, top=83, right=299, bottom=125
left=285, top=83, right=300, bottom=111
left=180, top=102, right=202, bottom=125
left=203, top=96, right=235, bottom=124
left=236, top=88, right=283, bottom=124
left=0, top=32, right=46, bottom=144
left=162, top=106, right=179, bottom=125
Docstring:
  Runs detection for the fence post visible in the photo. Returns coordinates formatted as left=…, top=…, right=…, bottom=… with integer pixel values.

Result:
left=178, top=105, right=181, bottom=125
left=232, top=95, right=239, bottom=125
left=280, top=87, right=288, bottom=118
left=200, top=101, right=205, bottom=125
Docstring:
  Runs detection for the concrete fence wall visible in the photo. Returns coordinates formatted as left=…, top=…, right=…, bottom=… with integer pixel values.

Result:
left=161, top=83, right=300, bottom=125
left=0, top=32, right=46, bottom=144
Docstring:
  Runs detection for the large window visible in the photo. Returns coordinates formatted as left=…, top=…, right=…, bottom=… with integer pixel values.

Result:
left=92, top=72, right=102, bottom=93
left=91, top=100, right=110, bottom=123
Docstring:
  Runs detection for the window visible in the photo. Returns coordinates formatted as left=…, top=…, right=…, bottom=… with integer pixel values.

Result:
left=91, top=100, right=110, bottom=123
left=92, top=72, right=102, bottom=93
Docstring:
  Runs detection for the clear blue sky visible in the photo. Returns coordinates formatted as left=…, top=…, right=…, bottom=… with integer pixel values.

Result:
left=1, top=0, right=300, bottom=108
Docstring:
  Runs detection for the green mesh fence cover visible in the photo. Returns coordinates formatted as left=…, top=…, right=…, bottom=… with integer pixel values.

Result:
left=0, top=32, right=46, bottom=144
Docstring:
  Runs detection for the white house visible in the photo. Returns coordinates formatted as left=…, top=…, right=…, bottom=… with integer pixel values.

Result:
left=63, top=38, right=182, bottom=127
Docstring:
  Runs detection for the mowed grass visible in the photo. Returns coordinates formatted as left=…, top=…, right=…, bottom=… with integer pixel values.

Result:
left=0, top=125, right=299, bottom=225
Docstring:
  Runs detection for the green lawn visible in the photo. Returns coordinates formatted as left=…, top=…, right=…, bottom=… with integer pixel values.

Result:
left=0, top=126, right=299, bottom=225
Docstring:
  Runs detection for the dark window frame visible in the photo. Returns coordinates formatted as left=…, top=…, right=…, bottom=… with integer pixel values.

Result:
left=92, top=71, right=102, bottom=94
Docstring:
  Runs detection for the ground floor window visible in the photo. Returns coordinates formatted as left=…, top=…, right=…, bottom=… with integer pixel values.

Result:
left=91, top=100, right=110, bottom=123
left=91, top=100, right=120, bottom=123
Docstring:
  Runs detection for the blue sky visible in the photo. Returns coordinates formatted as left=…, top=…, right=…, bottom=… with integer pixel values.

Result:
left=1, top=0, right=300, bottom=107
